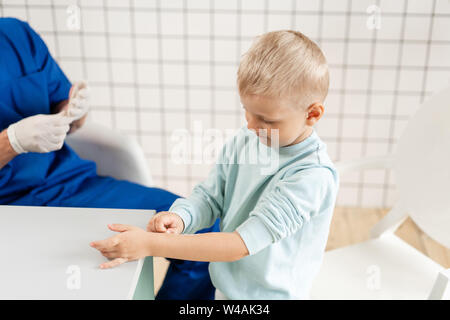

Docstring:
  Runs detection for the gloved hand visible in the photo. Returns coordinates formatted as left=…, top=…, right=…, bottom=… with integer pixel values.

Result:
left=66, top=81, right=90, bottom=121
left=6, top=112, right=72, bottom=154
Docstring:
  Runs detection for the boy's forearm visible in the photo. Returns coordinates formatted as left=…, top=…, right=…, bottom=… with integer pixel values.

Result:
left=146, top=231, right=249, bottom=262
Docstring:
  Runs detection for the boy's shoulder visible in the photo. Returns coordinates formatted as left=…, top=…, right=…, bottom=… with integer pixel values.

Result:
left=280, top=131, right=339, bottom=184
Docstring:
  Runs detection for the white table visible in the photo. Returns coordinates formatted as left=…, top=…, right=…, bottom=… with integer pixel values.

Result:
left=0, top=205, right=156, bottom=299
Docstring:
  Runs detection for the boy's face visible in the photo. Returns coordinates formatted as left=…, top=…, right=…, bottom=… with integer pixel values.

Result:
left=241, top=94, right=323, bottom=148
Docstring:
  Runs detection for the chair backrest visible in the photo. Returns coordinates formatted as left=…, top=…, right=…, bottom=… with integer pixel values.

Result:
left=66, top=120, right=153, bottom=187
left=392, top=86, right=450, bottom=248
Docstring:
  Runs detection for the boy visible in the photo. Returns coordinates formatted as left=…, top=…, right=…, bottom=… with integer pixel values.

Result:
left=91, top=30, right=339, bottom=299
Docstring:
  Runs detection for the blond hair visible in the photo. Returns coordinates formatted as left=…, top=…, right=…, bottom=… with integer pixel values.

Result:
left=237, top=30, right=329, bottom=108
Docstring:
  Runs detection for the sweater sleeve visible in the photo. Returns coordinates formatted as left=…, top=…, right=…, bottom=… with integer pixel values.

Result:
left=169, top=144, right=229, bottom=234
left=236, top=167, right=338, bottom=255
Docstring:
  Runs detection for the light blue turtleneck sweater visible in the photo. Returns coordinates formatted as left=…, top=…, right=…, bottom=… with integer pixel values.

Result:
left=169, top=127, right=339, bottom=299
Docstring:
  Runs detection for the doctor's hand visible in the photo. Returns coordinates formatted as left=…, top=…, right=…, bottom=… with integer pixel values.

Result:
left=90, top=224, right=151, bottom=269
left=67, top=81, right=90, bottom=121
left=147, top=211, right=185, bottom=234
left=6, top=112, right=72, bottom=154
left=65, top=81, right=90, bottom=134
left=67, top=113, right=87, bottom=134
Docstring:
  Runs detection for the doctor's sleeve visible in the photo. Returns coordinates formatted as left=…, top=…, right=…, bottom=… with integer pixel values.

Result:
left=236, top=167, right=338, bottom=255
left=22, top=21, right=72, bottom=109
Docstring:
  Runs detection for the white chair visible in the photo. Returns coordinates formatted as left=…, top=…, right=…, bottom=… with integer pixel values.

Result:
left=310, top=87, right=450, bottom=300
left=66, top=119, right=153, bottom=187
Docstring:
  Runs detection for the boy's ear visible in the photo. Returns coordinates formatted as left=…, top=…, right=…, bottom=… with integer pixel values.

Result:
left=305, top=102, right=324, bottom=124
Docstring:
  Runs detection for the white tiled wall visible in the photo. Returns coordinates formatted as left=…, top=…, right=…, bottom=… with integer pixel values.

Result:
left=1, top=0, right=449, bottom=208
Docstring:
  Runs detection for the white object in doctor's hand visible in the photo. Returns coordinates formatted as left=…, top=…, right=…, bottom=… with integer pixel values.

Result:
left=6, top=81, right=90, bottom=154
left=66, top=81, right=90, bottom=121
left=6, top=112, right=72, bottom=154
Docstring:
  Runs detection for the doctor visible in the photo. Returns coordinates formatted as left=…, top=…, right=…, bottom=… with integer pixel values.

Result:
left=0, top=17, right=219, bottom=300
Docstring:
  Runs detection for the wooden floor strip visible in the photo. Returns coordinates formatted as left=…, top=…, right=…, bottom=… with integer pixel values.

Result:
left=330, top=207, right=450, bottom=268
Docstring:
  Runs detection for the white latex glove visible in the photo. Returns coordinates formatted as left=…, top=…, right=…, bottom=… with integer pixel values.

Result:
left=6, top=112, right=72, bottom=154
left=66, top=81, right=90, bottom=121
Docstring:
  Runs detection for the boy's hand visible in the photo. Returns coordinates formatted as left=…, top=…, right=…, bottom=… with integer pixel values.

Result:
left=90, top=224, right=151, bottom=269
left=147, top=211, right=184, bottom=234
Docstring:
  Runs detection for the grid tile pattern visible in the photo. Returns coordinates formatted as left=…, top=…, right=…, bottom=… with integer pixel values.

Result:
left=1, top=0, right=449, bottom=208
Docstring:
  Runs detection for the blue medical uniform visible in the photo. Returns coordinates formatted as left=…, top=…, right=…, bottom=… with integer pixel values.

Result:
left=0, top=17, right=219, bottom=299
